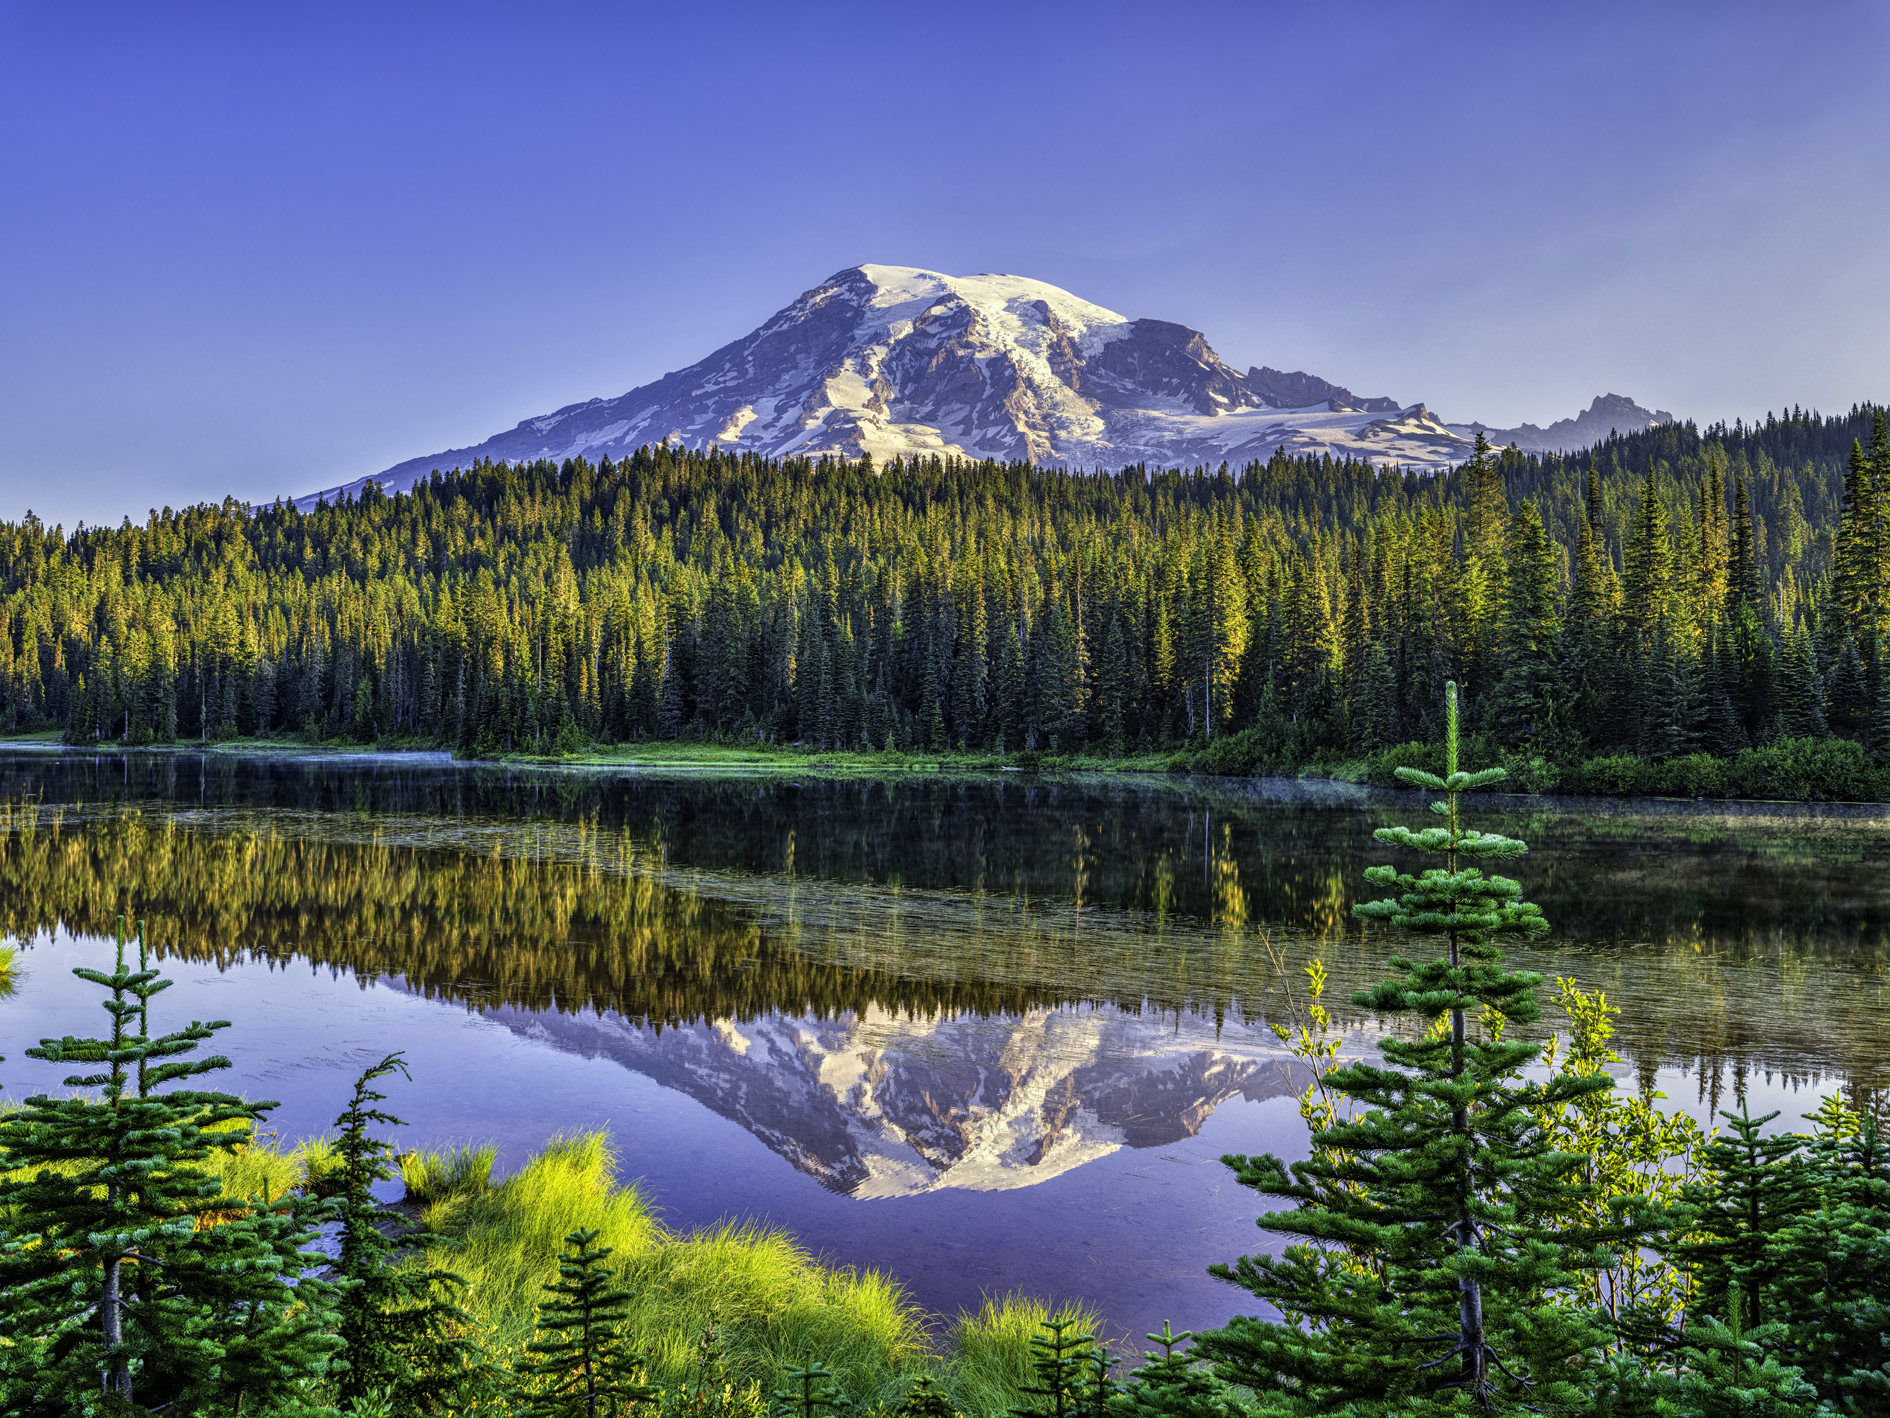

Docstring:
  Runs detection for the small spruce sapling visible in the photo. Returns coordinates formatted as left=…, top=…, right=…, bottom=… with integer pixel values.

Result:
left=771, top=1361, right=851, bottom=1418
left=1198, top=682, right=1626, bottom=1414
left=514, top=1226, right=656, bottom=1418
left=1012, top=1318, right=1113, bottom=1418
left=331, top=1051, right=476, bottom=1412
left=1110, top=1323, right=1238, bottom=1418
left=895, top=1375, right=961, bottom=1418
left=1650, top=1286, right=1818, bottom=1418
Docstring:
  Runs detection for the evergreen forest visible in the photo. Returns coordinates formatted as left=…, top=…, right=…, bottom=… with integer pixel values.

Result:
left=2, top=405, right=1888, bottom=793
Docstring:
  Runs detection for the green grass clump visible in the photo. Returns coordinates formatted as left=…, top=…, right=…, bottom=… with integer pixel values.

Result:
left=0, top=945, right=18, bottom=997
left=416, top=1131, right=1062, bottom=1413
left=401, top=1141, right=498, bottom=1206
left=946, top=1294, right=1107, bottom=1418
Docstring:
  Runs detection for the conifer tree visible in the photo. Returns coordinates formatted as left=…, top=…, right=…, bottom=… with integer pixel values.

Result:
left=1197, top=683, right=1619, bottom=1414
left=1673, top=1105, right=1820, bottom=1334
left=331, top=1052, right=475, bottom=1411
left=773, top=1361, right=853, bottom=1418
left=0, top=918, right=341, bottom=1415
left=1011, top=1317, right=1111, bottom=1418
left=1112, top=1323, right=1238, bottom=1418
left=1488, top=500, right=1563, bottom=748
left=514, top=1227, right=655, bottom=1418
left=1649, top=1287, right=1818, bottom=1418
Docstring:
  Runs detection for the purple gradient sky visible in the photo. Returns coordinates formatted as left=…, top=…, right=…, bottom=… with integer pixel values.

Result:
left=3, top=0, right=1888, bottom=530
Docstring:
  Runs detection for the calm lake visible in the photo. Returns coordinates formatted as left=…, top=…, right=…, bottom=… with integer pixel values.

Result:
left=2, top=751, right=1886, bottom=1344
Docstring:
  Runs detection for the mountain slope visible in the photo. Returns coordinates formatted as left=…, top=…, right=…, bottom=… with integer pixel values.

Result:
left=298, top=266, right=1675, bottom=505
left=1446, top=393, right=1675, bottom=454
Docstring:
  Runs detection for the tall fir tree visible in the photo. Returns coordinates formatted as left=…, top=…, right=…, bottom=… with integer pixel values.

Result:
left=1197, top=683, right=1622, bottom=1415
left=330, top=1053, right=477, bottom=1412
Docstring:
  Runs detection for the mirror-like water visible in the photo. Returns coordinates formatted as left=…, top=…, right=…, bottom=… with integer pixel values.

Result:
left=2, top=750, right=1884, bottom=1342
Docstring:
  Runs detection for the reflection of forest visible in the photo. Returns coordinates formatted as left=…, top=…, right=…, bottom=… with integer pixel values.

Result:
left=0, top=752, right=1886, bottom=1085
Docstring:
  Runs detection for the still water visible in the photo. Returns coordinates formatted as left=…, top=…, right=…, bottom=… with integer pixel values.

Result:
left=2, top=752, right=1886, bottom=1343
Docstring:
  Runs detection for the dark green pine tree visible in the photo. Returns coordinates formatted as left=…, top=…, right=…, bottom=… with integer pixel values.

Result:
left=1012, top=1317, right=1112, bottom=1418
left=1759, top=1099, right=1890, bottom=1412
left=513, top=1227, right=656, bottom=1418
left=1648, top=1287, right=1818, bottom=1418
left=773, top=1361, right=854, bottom=1418
left=1777, top=629, right=1830, bottom=740
left=331, top=1052, right=477, bottom=1412
left=997, top=621, right=1026, bottom=753
left=1487, top=500, right=1564, bottom=749
left=1094, top=611, right=1128, bottom=755
left=1672, top=1104, right=1820, bottom=1335
left=1112, top=1322, right=1240, bottom=1418
left=1351, top=642, right=1401, bottom=754
left=1197, top=683, right=1622, bottom=1415
left=895, top=1374, right=961, bottom=1418
left=0, top=918, right=341, bottom=1416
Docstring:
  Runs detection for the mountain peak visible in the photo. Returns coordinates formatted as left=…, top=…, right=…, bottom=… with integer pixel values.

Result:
left=1445, top=392, right=1674, bottom=454
left=294, top=267, right=1672, bottom=506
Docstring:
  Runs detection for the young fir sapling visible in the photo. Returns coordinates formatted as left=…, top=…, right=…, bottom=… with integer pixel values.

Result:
left=1197, top=683, right=1635, bottom=1415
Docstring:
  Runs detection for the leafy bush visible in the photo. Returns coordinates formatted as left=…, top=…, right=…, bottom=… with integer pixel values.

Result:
left=1565, top=754, right=1650, bottom=795
left=1651, top=753, right=1730, bottom=798
left=1728, top=736, right=1883, bottom=801
left=1192, top=726, right=1271, bottom=776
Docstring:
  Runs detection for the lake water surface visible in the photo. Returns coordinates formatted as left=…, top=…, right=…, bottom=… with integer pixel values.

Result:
left=2, top=752, right=1885, bottom=1344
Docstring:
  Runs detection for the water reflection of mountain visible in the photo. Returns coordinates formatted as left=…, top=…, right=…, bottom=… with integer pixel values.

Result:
left=477, top=1000, right=1310, bottom=1197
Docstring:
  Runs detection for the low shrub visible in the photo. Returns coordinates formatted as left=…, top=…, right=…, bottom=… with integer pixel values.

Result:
left=1727, top=736, right=1884, bottom=801
left=1193, top=726, right=1271, bottom=776
left=1650, top=752, right=1730, bottom=798
left=1564, top=754, right=1649, bottom=796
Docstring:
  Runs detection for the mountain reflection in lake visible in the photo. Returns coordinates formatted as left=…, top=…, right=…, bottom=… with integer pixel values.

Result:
left=2, top=751, right=1886, bottom=1340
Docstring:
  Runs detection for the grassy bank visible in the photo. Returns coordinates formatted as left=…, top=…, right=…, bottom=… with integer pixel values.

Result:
left=2, top=1117, right=1092, bottom=1416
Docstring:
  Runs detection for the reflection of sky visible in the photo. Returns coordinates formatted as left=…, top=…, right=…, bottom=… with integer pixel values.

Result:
left=2, top=927, right=1847, bottom=1346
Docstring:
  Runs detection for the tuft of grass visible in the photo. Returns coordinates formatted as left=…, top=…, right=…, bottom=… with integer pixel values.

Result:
left=421, top=1132, right=939, bottom=1408
left=289, top=1133, right=347, bottom=1197
left=401, top=1141, right=498, bottom=1206
left=946, top=1294, right=1107, bottom=1417
left=0, top=944, right=18, bottom=998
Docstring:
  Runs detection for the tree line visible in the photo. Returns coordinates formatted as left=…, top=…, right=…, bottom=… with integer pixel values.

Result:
left=0, top=403, right=1884, bottom=765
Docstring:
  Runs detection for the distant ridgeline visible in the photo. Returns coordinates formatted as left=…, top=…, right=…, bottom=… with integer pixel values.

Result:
left=0, top=403, right=1886, bottom=767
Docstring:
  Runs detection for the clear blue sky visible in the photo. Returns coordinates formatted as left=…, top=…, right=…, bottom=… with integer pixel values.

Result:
left=3, top=0, right=1887, bottom=531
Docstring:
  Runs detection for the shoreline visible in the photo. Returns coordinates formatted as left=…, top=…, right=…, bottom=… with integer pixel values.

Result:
left=4, top=731, right=1890, bottom=810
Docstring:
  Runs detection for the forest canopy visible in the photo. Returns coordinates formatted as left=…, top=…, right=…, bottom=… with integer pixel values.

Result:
left=1, top=403, right=1885, bottom=767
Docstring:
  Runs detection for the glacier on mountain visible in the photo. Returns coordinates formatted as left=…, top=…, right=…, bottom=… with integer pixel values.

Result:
left=298, top=265, right=1675, bottom=506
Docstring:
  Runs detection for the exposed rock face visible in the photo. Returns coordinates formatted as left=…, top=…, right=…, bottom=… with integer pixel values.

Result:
left=485, top=1001, right=1311, bottom=1198
left=1245, top=366, right=1400, bottom=414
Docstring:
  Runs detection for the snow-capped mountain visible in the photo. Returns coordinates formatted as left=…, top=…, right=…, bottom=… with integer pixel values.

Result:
left=298, top=266, right=1676, bottom=505
left=485, top=1000, right=1314, bottom=1198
